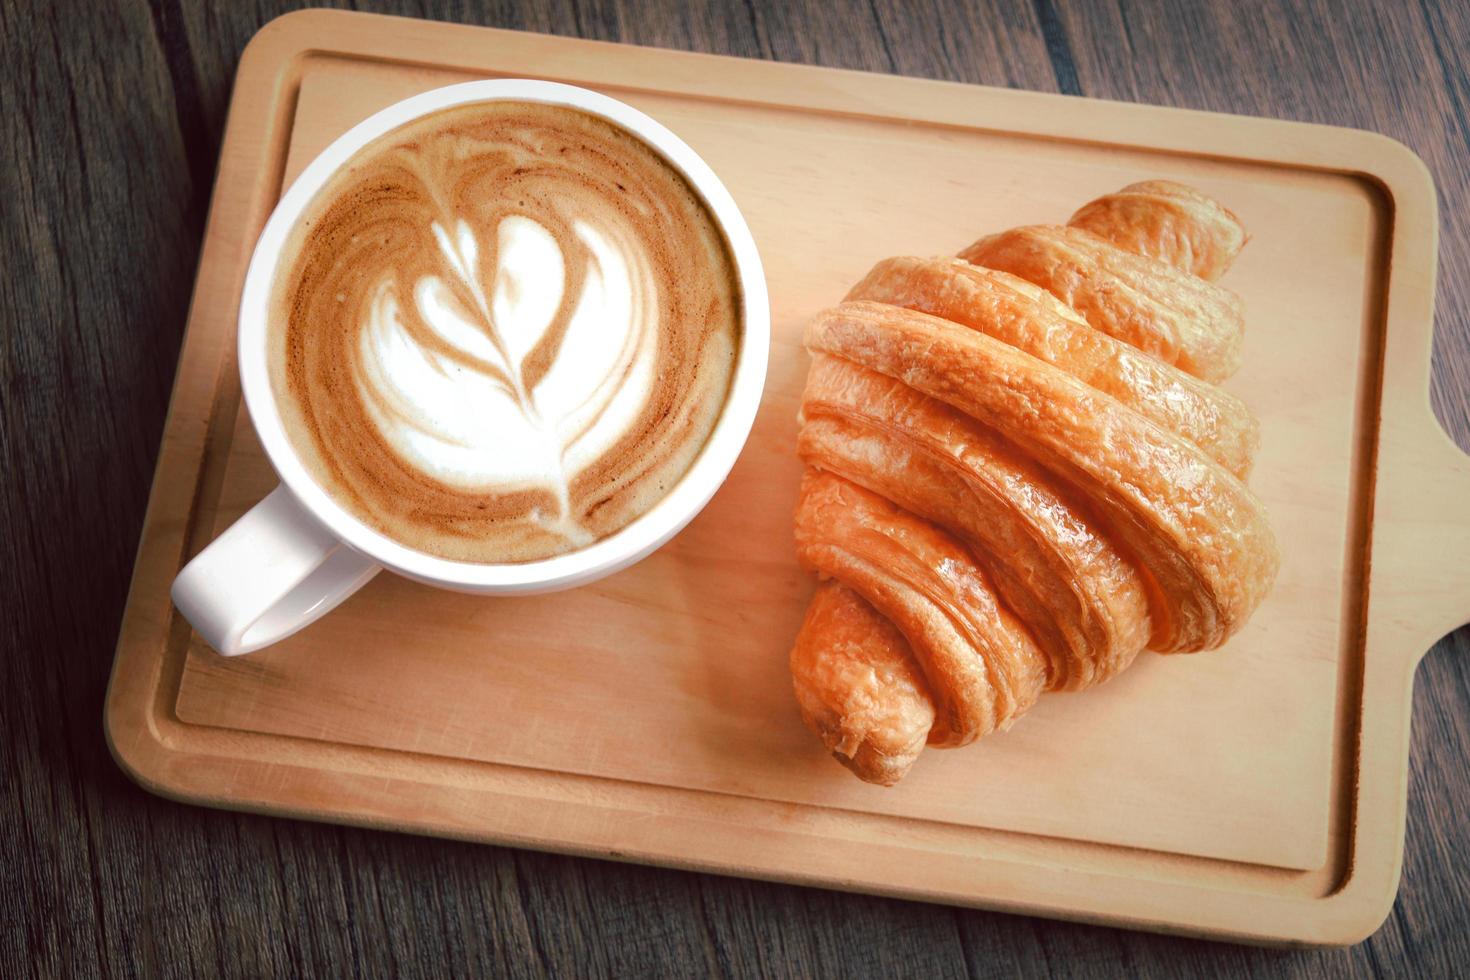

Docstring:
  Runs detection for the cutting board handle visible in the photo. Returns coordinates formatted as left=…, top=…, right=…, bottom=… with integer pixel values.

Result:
left=1418, top=425, right=1470, bottom=644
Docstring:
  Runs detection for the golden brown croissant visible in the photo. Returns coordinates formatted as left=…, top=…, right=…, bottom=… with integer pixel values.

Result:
left=959, top=224, right=1244, bottom=382
left=789, top=181, right=1278, bottom=785
left=1068, top=179, right=1248, bottom=281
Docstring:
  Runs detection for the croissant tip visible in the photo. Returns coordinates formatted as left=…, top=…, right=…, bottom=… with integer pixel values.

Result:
left=831, top=749, right=914, bottom=787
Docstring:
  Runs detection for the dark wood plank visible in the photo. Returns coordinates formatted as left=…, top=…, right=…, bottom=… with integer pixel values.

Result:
left=3, top=0, right=1466, bottom=977
left=2, top=0, right=219, bottom=976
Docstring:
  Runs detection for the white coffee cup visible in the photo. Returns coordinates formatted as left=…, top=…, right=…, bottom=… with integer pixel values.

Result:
left=171, top=80, right=770, bottom=656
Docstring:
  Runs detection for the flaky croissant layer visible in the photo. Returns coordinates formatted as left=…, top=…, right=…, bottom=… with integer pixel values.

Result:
left=790, top=181, right=1278, bottom=786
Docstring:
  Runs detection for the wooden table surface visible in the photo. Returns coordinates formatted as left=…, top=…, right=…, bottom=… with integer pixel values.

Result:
left=5, top=0, right=1468, bottom=975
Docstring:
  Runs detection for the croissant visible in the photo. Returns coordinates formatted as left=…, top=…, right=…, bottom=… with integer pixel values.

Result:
left=789, top=181, right=1278, bottom=785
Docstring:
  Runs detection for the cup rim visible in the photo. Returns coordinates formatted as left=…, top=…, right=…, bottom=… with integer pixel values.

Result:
left=236, top=79, right=770, bottom=592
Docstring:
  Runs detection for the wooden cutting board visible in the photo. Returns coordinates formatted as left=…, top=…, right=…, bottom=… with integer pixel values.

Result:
left=105, top=9, right=1469, bottom=945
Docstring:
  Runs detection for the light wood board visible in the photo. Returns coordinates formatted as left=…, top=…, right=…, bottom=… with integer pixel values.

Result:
left=105, top=9, right=1469, bottom=945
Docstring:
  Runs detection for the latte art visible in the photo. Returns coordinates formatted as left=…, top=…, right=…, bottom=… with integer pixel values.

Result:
left=361, top=211, right=658, bottom=541
left=270, top=102, right=741, bottom=562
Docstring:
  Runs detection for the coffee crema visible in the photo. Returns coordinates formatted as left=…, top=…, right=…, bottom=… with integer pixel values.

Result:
left=269, top=101, right=741, bottom=563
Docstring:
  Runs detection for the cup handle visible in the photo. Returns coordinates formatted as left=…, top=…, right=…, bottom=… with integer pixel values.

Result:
left=171, top=486, right=380, bottom=655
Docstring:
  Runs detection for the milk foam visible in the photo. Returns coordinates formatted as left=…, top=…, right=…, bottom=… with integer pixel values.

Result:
left=360, top=213, right=657, bottom=539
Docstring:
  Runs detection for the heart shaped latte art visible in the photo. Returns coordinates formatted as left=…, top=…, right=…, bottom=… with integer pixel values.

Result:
left=359, top=211, right=659, bottom=546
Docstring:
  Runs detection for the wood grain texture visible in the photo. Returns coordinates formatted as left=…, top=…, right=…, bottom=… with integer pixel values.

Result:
left=4, top=0, right=1467, bottom=977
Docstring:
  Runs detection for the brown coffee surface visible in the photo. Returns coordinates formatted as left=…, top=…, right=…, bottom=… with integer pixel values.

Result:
left=269, top=101, right=741, bottom=563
